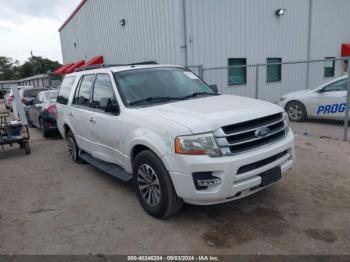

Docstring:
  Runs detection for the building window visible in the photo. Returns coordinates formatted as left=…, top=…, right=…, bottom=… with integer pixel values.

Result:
left=324, top=57, right=335, bottom=77
left=267, top=58, right=282, bottom=82
left=228, top=58, right=246, bottom=85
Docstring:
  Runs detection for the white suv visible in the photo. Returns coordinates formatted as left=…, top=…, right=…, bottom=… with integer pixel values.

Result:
left=57, top=64, right=294, bottom=218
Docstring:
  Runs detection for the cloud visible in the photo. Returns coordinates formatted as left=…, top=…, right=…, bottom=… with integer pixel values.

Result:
left=0, top=0, right=81, bottom=63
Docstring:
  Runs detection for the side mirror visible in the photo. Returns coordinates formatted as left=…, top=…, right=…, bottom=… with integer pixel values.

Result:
left=318, top=88, right=326, bottom=93
left=105, top=103, right=120, bottom=115
left=209, top=84, right=218, bottom=93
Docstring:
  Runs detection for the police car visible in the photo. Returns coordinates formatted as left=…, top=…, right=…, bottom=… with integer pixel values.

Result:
left=279, top=76, right=349, bottom=122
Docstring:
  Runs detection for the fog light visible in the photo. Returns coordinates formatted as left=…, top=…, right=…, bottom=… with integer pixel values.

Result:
left=197, top=179, right=222, bottom=187
left=193, top=172, right=222, bottom=190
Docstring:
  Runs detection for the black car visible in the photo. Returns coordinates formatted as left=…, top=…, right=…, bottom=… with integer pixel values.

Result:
left=0, top=89, right=7, bottom=99
left=27, top=90, right=58, bottom=137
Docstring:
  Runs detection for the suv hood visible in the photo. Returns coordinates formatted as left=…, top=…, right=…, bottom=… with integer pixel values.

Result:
left=143, top=95, right=283, bottom=134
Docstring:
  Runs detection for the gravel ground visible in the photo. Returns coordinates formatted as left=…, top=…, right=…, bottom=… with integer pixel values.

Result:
left=0, top=103, right=349, bottom=255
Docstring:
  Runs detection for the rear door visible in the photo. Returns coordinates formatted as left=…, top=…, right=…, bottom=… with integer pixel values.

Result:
left=69, top=74, right=96, bottom=153
left=88, top=73, right=124, bottom=166
left=309, top=78, right=348, bottom=119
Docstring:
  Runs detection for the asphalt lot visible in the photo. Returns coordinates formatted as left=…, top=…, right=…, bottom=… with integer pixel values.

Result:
left=0, top=102, right=350, bottom=255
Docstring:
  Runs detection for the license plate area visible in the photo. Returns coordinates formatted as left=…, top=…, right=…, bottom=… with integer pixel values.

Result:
left=260, top=166, right=282, bottom=187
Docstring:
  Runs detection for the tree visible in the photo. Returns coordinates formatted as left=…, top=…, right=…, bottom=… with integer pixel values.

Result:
left=0, top=56, right=19, bottom=81
left=0, top=55, right=62, bottom=80
left=17, top=56, right=61, bottom=78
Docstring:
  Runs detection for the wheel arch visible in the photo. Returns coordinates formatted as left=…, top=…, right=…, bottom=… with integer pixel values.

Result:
left=128, top=139, right=173, bottom=175
left=63, top=123, right=73, bottom=139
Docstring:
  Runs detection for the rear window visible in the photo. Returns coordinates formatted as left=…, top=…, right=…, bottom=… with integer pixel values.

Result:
left=44, top=91, right=58, bottom=102
left=23, top=89, right=47, bottom=97
left=57, top=76, right=76, bottom=105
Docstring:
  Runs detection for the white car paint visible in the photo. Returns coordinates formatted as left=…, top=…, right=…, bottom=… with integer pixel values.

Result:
left=279, top=76, right=349, bottom=120
left=57, top=65, right=294, bottom=205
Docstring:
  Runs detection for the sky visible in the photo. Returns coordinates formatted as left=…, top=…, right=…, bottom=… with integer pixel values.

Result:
left=0, top=0, right=81, bottom=64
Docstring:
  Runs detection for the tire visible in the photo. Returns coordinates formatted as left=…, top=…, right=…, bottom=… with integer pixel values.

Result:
left=66, top=131, right=81, bottom=163
left=24, top=141, right=31, bottom=155
left=39, top=118, right=49, bottom=138
left=286, top=101, right=307, bottom=122
left=133, top=150, right=184, bottom=219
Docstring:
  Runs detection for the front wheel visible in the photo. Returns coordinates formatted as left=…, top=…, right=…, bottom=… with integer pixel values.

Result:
left=133, top=150, right=183, bottom=219
left=286, top=101, right=307, bottom=122
left=23, top=141, right=31, bottom=155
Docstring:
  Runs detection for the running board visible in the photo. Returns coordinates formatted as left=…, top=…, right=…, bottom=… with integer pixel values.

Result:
left=80, top=153, right=132, bottom=182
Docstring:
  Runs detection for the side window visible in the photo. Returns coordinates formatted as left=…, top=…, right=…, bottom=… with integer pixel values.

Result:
left=73, top=74, right=95, bottom=107
left=323, top=79, right=348, bottom=92
left=228, top=58, right=247, bottom=85
left=91, top=74, right=118, bottom=113
left=57, top=76, right=76, bottom=105
left=324, top=57, right=335, bottom=78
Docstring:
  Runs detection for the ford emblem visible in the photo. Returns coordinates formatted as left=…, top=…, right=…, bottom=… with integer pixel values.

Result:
left=255, top=127, right=270, bottom=138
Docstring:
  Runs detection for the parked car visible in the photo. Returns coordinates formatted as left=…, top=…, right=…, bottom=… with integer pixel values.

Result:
left=0, top=89, right=7, bottom=99
left=4, top=86, right=28, bottom=110
left=57, top=64, right=294, bottom=219
left=279, top=75, right=349, bottom=122
left=27, top=90, right=58, bottom=137
left=19, top=87, right=48, bottom=106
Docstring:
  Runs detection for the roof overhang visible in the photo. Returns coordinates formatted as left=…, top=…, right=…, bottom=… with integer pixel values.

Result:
left=53, top=63, right=74, bottom=75
left=65, top=60, right=86, bottom=74
left=59, top=0, right=87, bottom=32
left=80, top=56, right=104, bottom=69
left=341, top=43, right=350, bottom=57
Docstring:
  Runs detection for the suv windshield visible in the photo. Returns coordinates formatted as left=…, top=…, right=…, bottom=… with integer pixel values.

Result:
left=114, top=67, right=217, bottom=106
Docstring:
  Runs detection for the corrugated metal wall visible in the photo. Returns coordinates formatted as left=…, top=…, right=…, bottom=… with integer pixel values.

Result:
left=60, top=0, right=350, bottom=102
left=307, top=0, right=350, bottom=90
left=60, top=0, right=185, bottom=65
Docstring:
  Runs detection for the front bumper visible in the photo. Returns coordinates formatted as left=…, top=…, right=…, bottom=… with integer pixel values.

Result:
left=167, top=130, right=295, bottom=205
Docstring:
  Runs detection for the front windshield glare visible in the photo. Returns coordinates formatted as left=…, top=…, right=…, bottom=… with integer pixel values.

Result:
left=114, top=67, right=215, bottom=106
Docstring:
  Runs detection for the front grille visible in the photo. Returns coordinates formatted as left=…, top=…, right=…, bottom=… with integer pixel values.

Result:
left=214, top=113, right=286, bottom=155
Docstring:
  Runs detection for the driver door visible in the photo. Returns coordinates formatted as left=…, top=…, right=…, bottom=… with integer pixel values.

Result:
left=309, top=78, right=348, bottom=119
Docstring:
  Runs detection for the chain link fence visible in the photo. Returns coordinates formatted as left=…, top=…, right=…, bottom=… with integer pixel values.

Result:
left=188, top=58, right=350, bottom=141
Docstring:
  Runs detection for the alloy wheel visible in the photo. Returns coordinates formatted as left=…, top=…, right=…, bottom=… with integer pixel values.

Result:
left=137, top=164, right=161, bottom=207
left=288, top=104, right=303, bottom=121
left=67, top=137, right=77, bottom=161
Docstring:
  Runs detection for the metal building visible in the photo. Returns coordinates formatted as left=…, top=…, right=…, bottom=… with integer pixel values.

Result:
left=59, top=0, right=350, bottom=101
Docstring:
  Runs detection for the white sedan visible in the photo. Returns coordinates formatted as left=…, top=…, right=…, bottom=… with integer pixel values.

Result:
left=279, top=76, right=349, bottom=122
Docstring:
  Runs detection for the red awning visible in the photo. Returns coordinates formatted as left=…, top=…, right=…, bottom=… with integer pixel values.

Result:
left=53, top=63, right=74, bottom=75
left=82, top=55, right=104, bottom=68
left=65, top=60, right=85, bottom=74
left=341, top=43, right=350, bottom=57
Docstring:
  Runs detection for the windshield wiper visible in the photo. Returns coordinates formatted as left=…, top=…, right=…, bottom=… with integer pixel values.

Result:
left=129, top=96, right=185, bottom=106
left=181, top=92, right=220, bottom=99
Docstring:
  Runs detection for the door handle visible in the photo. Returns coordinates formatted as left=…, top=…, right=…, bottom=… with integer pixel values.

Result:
left=89, top=117, right=96, bottom=123
left=68, top=112, right=74, bottom=118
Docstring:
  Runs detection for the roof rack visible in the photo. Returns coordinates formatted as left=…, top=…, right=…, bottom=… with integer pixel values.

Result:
left=74, top=61, right=158, bottom=72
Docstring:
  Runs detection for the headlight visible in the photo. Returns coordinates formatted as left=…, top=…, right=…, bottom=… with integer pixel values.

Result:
left=283, top=112, right=290, bottom=132
left=175, top=133, right=220, bottom=157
